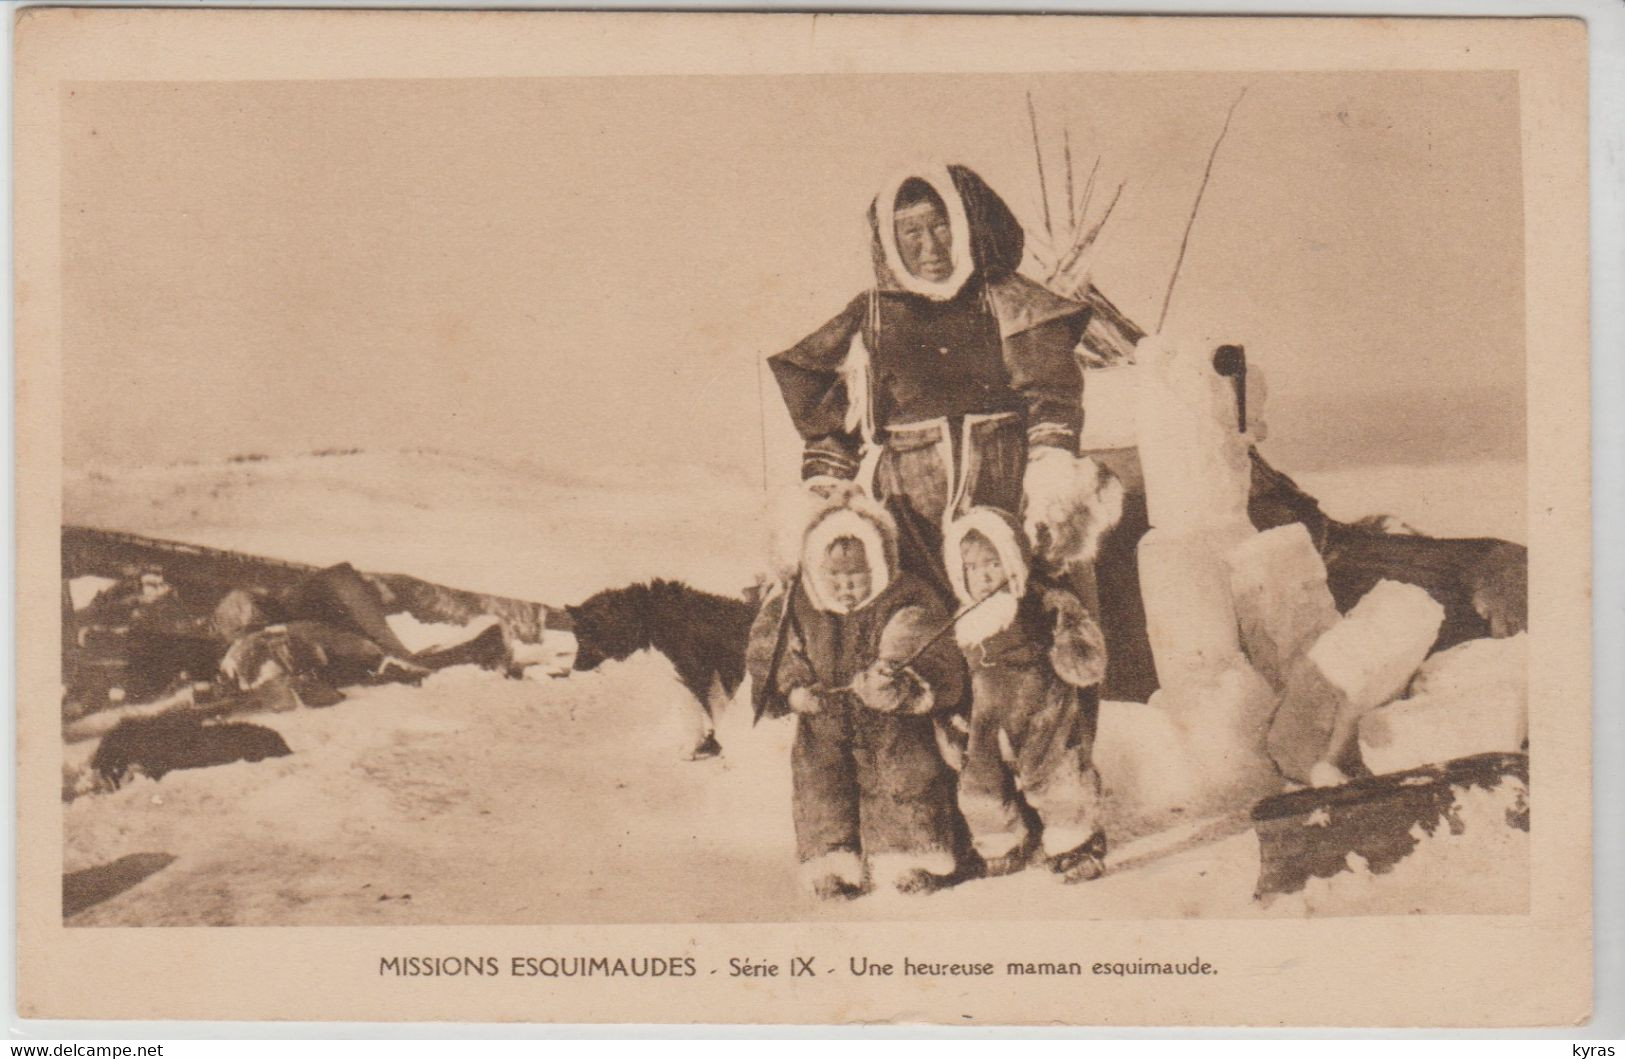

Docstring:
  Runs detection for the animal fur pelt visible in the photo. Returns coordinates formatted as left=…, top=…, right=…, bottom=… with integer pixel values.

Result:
left=91, top=712, right=291, bottom=790
left=369, top=573, right=553, bottom=646
left=564, top=579, right=756, bottom=758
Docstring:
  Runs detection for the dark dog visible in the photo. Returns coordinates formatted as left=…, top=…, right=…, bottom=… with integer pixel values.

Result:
left=91, top=712, right=292, bottom=790
left=565, top=580, right=755, bottom=759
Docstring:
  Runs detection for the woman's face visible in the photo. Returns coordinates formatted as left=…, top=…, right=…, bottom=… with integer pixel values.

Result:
left=894, top=202, right=954, bottom=282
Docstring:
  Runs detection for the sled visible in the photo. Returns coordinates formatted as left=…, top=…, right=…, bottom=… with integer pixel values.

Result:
left=1249, top=751, right=1528, bottom=900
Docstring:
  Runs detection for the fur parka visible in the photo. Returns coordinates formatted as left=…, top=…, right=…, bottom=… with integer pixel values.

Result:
left=767, top=164, right=1091, bottom=485
left=745, top=489, right=969, bottom=892
left=943, top=506, right=1107, bottom=860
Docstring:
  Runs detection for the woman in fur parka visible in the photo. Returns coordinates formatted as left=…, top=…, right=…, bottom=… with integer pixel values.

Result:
left=747, top=490, right=969, bottom=900
left=944, top=506, right=1110, bottom=883
left=767, top=164, right=1108, bottom=583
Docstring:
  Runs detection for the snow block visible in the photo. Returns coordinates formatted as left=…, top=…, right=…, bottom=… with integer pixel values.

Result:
left=1310, top=580, right=1445, bottom=709
left=1160, top=658, right=1282, bottom=811
left=1094, top=699, right=1204, bottom=831
left=1267, top=659, right=1340, bottom=784
left=1267, top=580, right=1445, bottom=783
left=1100, top=658, right=1279, bottom=829
left=1358, top=633, right=1527, bottom=775
left=1133, top=335, right=1254, bottom=536
left=1408, top=630, right=1528, bottom=706
left=1137, top=529, right=1243, bottom=692
left=1227, top=523, right=1340, bottom=689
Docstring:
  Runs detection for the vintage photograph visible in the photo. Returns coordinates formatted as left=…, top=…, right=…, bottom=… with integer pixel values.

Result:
left=53, top=65, right=1533, bottom=925
left=15, top=9, right=1593, bottom=1026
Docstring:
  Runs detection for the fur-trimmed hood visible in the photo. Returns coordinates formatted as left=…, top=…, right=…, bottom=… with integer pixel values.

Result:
left=799, top=491, right=902, bottom=615
left=944, top=506, right=1030, bottom=607
left=943, top=507, right=1028, bottom=646
left=866, top=164, right=1025, bottom=302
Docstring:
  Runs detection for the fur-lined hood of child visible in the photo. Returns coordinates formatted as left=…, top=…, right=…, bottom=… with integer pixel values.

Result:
left=943, top=506, right=1107, bottom=689
left=748, top=490, right=966, bottom=719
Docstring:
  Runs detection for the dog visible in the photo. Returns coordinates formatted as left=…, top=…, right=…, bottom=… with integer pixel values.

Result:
left=564, top=579, right=755, bottom=760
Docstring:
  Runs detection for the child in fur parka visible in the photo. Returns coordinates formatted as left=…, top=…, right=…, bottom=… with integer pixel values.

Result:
left=945, top=505, right=1110, bottom=883
left=747, top=490, right=969, bottom=900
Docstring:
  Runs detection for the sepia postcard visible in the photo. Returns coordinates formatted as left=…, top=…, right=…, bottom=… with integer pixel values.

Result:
left=13, top=8, right=1593, bottom=1026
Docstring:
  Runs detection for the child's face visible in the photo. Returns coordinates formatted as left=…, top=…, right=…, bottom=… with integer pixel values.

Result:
left=820, top=540, right=873, bottom=610
left=960, top=535, right=1006, bottom=602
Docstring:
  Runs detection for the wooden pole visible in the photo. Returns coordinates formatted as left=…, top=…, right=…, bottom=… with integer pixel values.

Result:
left=1078, top=155, right=1100, bottom=229
left=895, top=579, right=1011, bottom=671
left=1026, top=91, right=1053, bottom=240
left=1064, top=126, right=1076, bottom=232
left=1156, top=86, right=1248, bottom=333
left=754, top=355, right=770, bottom=495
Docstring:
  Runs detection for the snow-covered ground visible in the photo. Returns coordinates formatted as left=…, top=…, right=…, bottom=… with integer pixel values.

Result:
left=60, top=449, right=1529, bottom=925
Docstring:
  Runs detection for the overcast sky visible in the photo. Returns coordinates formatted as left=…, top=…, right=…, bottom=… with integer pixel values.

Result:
left=61, top=70, right=1524, bottom=478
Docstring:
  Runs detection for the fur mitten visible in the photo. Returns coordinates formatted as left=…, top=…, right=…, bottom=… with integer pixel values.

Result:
left=1045, top=588, right=1109, bottom=689
left=852, top=663, right=934, bottom=715
left=1022, top=449, right=1125, bottom=571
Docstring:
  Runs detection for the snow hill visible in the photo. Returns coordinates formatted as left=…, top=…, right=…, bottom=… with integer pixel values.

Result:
left=60, top=448, right=1530, bottom=925
left=65, top=449, right=770, bottom=605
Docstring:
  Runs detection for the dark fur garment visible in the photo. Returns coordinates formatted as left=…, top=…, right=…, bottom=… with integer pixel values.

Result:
left=91, top=712, right=292, bottom=790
